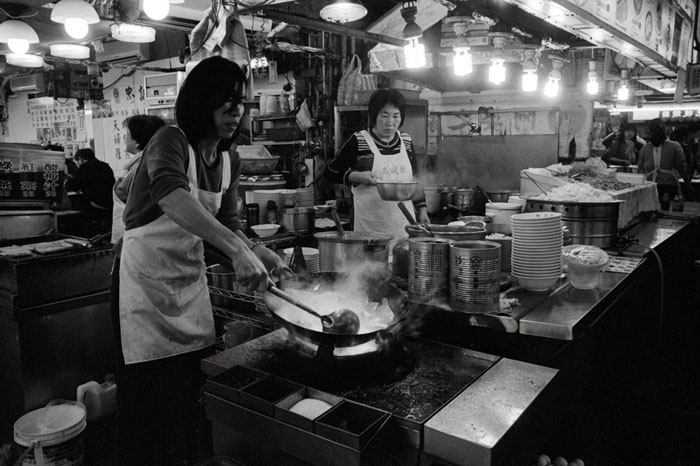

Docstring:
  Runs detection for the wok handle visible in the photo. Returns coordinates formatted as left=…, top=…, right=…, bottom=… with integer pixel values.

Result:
left=267, top=285, right=324, bottom=320
left=397, top=202, right=418, bottom=225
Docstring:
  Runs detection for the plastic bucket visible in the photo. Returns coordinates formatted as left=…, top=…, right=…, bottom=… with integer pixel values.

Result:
left=14, top=403, right=87, bottom=466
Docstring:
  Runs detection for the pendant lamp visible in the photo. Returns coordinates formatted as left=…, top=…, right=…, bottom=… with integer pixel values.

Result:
left=51, top=0, right=100, bottom=40
left=5, top=53, right=44, bottom=68
left=0, top=20, right=40, bottom=54
left=50, top=43, right=91, bottom=59
left=320, top=0, right=368, bottom=23
left=401, top=1, right=425, bottom=69
left=111, top=23, right=156, bottom=43
left=520, top=49, right=538, bottom=92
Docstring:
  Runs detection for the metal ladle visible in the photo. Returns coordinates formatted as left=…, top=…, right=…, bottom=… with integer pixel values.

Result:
left=267, top=284, right=361, bottom=334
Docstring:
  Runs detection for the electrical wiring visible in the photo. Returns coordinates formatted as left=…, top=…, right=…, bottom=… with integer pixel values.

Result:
left=0, top=5, right=39, bottom=19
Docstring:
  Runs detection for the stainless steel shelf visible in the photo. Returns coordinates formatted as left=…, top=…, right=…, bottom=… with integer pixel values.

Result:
left=208, top=286, right=257, bottom=304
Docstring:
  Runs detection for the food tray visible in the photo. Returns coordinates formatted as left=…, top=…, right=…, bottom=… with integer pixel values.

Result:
left=239, top=376, right=305, bottom=416
left=205, top=365, right=269, bottom=404
left=274, top=387, right=343, bottom=432
left=314, top=400, right=390, bottom=450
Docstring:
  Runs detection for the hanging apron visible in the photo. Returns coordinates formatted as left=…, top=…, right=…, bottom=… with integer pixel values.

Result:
left=119, top=143, right=231, bottom=364
left=352, top=130, right=413, bottom=243
left=111, top=153, right=143, bottom=244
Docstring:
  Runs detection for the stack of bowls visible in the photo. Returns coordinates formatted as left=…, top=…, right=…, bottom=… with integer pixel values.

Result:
left=295, top=187, right=315, bottom=207
left=283, top=247, right=320, bottom=273
left=510, top=212, right=563, bottom=292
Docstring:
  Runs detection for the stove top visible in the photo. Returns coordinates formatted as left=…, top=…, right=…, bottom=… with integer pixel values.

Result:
left=210, top=330, right=499, bottom=427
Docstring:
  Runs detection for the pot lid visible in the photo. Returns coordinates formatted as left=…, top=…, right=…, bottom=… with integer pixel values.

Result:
left=314, top=231, right=394, bottom=244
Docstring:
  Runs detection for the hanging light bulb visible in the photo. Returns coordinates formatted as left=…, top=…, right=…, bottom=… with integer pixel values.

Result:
left=521, top=49, right=538, bottom=92
left=449, top=19, right=472, bottom=77
left=586, top=60, right=599, bottom=95
left=401, top=1, right=425, bottom=69
left=51, top=0, right=100, bottom=40
left=617, top=69, right=629, bottom=101
left=0, top=20, right=40, bottom=54
left=544, top=55, right=565, bottom=98
left=143, top=0, right=170, bottom=20
left=488, top=35, right=507, bottom=85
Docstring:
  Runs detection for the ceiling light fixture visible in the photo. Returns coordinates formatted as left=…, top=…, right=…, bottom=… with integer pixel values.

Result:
left=5, top=53, right=44, bottom=68
left=521, top=49, right=538, bottom=92
left=143, top=0, right=170, bottom=20
left=544, top=55, right=565, bottom=98
left=488, top=35, right=507, bottom=85
left=586, top=60, right=599, bottom=95
left=617, top=69, right=629, bottom=101
left=320, top=0, right=367, bottom=23
left=50, top=43, right=91, bottom=59
left=51, top=0, right=100, bottom=40
left=449, top=18, right=472, bottom=77
left=401, top=1, right=425, bottom=69
left=111, top=23, right=156, bottom=43
left=0, top=20, right=40, bottom=54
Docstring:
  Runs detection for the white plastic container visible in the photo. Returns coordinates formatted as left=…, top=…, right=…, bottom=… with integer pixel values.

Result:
left=485, top=202, right=522, bottom=234
left=76, top=375, right=117, bottom=422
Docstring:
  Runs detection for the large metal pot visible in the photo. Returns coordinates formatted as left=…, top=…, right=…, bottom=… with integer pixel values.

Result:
left=524, top=199, right=623, bottom=248
left=262, top=272, right=409, bottom=350
left=314, top=231, right=393, bottom=273
left=405, top=224, right=487, bottom=241
left=279, top=207, right=315, bottom=234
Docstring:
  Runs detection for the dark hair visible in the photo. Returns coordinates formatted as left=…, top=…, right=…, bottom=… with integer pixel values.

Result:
left=74, top=148, right=96, bottom=161
left=616, top=122, right=637, bottom=142
left=368, top=89, right=406, bottom=129
left=125, top=115, right=166, bottom=150
left=648, top=118, right=667, bottom=147
left=176, top=56, right=247, bottom=146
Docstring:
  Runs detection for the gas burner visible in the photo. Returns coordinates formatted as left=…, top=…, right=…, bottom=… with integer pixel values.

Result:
left=275, top=340, right=415, bottom=390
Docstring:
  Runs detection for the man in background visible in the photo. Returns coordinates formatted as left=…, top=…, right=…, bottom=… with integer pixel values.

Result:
left=66, top=148, right=115, bottom=237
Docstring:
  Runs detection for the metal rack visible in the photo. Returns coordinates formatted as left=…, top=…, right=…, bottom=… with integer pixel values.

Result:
left=208, top=286, right=275, bottom=352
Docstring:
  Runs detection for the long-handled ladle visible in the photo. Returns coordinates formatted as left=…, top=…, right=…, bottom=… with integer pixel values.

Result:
left=267, top=284, right=361, bottom=334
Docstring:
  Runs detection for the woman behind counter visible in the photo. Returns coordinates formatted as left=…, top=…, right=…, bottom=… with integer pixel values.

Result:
left=325, top=89, right=429, bottom=242
left=115, top=56, right=286, bottom=466
left=602, top=121, right=643, bottom=166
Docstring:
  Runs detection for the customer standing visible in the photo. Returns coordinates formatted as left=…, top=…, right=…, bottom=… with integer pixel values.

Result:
left=325, top=89, right=429, bottom=245
left=110, top=114, right=165, bottom=243
left=65, top=148, right=115, bottom=237
left=602, top=121, right=642, bottom=166
left=637, top=118, right=694, bottom=201
left=115, top=56, right=286, bottom=466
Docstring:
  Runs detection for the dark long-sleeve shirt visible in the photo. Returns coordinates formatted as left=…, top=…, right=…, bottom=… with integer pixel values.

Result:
left=65, top=158, right=115, bottom=209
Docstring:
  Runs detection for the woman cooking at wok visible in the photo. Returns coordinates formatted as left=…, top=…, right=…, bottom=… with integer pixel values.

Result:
left=325, top=89, right=429, bottom=243
left=114, top=56, right=286, bottom=466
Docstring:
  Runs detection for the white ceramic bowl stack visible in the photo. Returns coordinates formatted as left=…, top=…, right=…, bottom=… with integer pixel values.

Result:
left=283, top=247, right=320, bottom=273
left=295, top=187, right=315, bottom=207
left=510, top=212, right=563, bottom=292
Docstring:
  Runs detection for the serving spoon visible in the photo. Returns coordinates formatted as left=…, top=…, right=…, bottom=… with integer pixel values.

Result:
left=267, top=284, right=361, bottom=334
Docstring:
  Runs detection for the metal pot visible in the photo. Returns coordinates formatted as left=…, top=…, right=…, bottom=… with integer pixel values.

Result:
left=405, top=224, right=487, bottom=241
left=279, top=207, right=315, bottom=234
left=486, top=190, right=520, bottom=203
left=453, top=188, right=475, bottom=209
left=524, top=199, right=622, bottom=248
left=314, top=231, right=393, bottom=273
left=262, top=272, right=409, bottom=350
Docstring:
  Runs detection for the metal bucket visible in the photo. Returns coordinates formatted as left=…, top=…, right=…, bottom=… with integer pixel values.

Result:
left=449, top=241, right=501, bottom=314
left=278, top=207, right=315, bottom=234
left=314, top=232, right=393, bottom=273
left=524, top=199, right=622, bottom=248
left=453, top=188, right=475, bottom=209
left=408, top=238, right=451, bottom=304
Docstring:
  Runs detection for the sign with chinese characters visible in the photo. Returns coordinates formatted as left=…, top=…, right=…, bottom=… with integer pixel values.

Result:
left=0, top=170, right=64, bottom=200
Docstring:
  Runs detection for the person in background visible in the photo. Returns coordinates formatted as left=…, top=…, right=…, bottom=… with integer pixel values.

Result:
left=111, top=114, right=166, bottom=243
left=325, top=89, right=429, bottom=245
left=65, top=147, right=115, bottom=237
left=114, top=56, right=286, bottom=466
left=603, top=121, right=643, bottom=166
left=637, top=118, right=694, bottom=202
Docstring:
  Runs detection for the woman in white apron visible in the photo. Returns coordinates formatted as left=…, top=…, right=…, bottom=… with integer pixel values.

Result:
left=325, top=89, right=430, bottom=246
left=115, top=57, right=286, bottom=466
left=637, top=118, right=694, bottom=202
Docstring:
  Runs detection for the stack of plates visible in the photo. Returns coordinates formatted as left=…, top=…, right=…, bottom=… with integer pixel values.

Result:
left=253, top=190, right=282, bottom=221
left=283, top=247, right=320, bottom=273
left=510, top=212, right=563, bottom=292
left=295, top=187, right=315, bottom=207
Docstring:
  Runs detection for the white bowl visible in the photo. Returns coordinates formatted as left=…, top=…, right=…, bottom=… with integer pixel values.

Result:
left=251, top=224, right=281, bottom=237
left=513, top=274, right=560, bottom=292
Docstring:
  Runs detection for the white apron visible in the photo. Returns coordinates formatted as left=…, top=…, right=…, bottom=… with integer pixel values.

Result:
left=119, top=143, right=231, bottom=364
left=111, top=153, right=142, bottom=244
left=352, top=130, right=413, bottom=242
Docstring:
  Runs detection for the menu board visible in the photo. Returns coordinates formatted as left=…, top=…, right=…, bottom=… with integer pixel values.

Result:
left=0, top=169, right=64, bottom=200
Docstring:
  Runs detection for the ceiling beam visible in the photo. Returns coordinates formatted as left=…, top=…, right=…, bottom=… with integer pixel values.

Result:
left=260, top=9, right=407, bottom=48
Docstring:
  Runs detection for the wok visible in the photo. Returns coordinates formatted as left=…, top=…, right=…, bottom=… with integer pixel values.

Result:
left=263, top=272, right=410, bottom=349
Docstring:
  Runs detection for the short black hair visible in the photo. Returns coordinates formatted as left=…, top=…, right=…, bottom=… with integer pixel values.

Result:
left=176, top=56, right=247, bottom=146
left=74, top=148, right=95, bottom=161
left=368, top=89, right=406, bottom=129
left=124, top=115, right=166, bottom=150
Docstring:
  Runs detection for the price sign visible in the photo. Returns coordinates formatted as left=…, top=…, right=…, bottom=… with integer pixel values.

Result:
left=0, top=172, right=65, bottom=200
